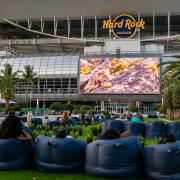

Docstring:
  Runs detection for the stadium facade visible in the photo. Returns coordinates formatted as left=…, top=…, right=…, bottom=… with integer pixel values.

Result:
left=0, top=0, right=180, bottom=113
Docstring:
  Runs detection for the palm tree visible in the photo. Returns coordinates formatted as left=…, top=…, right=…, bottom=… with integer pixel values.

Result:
left=161, top=60, right=180, bottom=88
left=21, top=65, right=37, bottom=93
left=0, top=64, right=19, bottom=113
left=160, top=59, right=180, bottom=119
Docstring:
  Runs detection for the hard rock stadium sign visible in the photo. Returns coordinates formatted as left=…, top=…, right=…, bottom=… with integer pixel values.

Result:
left=103, top=14, right=145, bottom=39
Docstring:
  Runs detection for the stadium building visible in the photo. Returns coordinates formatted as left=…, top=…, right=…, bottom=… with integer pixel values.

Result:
left=0, top=0, right=180, bottom=113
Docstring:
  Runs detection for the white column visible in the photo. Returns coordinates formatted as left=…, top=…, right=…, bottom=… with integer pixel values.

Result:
left=136, top=101, right=140, bottom=108
left=109, top=14, right=111, bottom=39
left=81, top=16, right=84, bottom=39
left=153, top=12, right=155, bottom=39
left=95, top=15, right=98, bottom=39
left=43, top=101, right=46, bottom=109
left=36, top=98, right=39, bottom=109
left=138, top=12, right=140, bottom=39
left=101, top=101, right=105, bottom=111
left=54, top=17, right=58, bottom=36
left=67, top=17, right=71, bottom=38
left=168, top=12, right=170, bottom=37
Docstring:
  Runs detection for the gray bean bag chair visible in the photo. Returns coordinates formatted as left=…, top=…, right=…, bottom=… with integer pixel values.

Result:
left=85, top=136, right=143, bottom=178
left=35, top=135, right=86, bottom=172
left=145, top=121, right=166, bottom=138
left=124, top=121, right=145, bottom=136
left=102, top=120, right=124, bottom=134
left=145, top=141, right=180, bottom=180
left=0, top=139, right=33, bottom=170
left=166, top=122, right=180, bottom=140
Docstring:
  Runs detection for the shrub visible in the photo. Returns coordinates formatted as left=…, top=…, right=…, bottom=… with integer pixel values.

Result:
left=49, top=102, right=63, bottom=112
left=77, top=126, right=83, bottom=136
left=128, top=104, right=139, bottom=112
left=63, top=103, right=74, bottom=111
left=80, top=105, right=94, bottom=112
left=86, top=135, right=94, bottom=144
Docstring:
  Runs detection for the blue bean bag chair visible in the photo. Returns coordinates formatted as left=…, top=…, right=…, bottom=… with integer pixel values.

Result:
left=68, top=119, right=77, bottom=126
left=102, top=120, right=124, bottom=134
left=19, top=116, right=27, bottom=123
left=0, top=139, right=33, bottom=170
left=35, top=135, right=86, bottom=172
left=145, top=121, right=166, bottom=138
left=32, top=118, right=42, bottom=125
left=145, top=141, right=180, bottom=180
left=124, top=122, right=145, bottom=136
left=85, top=136, right=143, bottom=178
left=166, top=122, right=180, bottom=140
left=47, top=120, right=60, bottom=126
left=71, top=117, right=80, bottom=122
left=21, top=123, right=32, bottom=136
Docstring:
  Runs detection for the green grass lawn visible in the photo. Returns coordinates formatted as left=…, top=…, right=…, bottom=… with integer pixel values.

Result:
left=144, top=117, right=180, bottom=123
left=0, top=170, right=105, bottom=180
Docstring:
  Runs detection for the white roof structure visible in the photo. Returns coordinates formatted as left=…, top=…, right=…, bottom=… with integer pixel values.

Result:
left=0, top=0, right=179, bottom=20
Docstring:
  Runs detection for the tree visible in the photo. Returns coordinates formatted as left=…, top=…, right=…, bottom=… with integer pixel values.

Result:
left=172, top=86, right=180, bottom=119
left=163, top=88, right=174, bottom=119
left=21, top=65, right=37, bottom=92
left=49, top=102, right=63, bottom=112
left=63, top=103, right=74, bottom=112
left=161, top=60, right=180, bottom=88
left=128, top=104, right=139, bottom=113
left=80, top=105, right=94, bottom=113
left=0, top=64, right=19, bottom=113
left=160, top=59, right=180, bottom=119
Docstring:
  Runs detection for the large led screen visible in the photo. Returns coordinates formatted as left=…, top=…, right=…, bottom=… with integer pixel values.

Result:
left=80, top=57, right=160, bottom=94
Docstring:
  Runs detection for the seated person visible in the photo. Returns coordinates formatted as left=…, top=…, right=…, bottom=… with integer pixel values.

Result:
left=97, top=129, right=120, bottom=140
left=59, top=112, right=70, bottom=126
left=8, top=111, right=16, bottom=116
left=79, top=113, right=85, bottom=122
left=97, top=129, right=132, bottom=140
left=57, top=112, right=63, bottom=121
left=55, top=129, right=73, bottom=139
left=137, top=113, right=144, bottom=121
left=27, top=112, right=34, bottom=126
left=131, top=113, right=142, bottom=123
left=0, top=115, right=32, bottom=141
left=42, top=113, right=51, bottom=124
left=120, top=130, right=132, bottom=138
left=158, top=134, right=176, bottom=144
left=56, top=130, right=67, bottom=138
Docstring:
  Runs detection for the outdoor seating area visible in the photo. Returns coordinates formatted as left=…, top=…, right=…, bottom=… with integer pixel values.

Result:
left=0, top=117, right=179, bottom=179
left=0, top=132, right=179, bottom=179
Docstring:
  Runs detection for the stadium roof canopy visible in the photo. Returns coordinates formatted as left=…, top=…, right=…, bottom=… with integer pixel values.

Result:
left=0, top=0, right=180, bottom=20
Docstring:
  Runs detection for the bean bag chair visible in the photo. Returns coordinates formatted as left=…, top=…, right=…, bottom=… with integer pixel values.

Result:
left=102, top=120, right=124, bottom=134
left=21, top=123, right=32, bottom=136
left=47, top=120, right=60, bottom=126
left=35, top=135, right=86, bottom=172
left=166, top=122, right=180, bottom=140
left=145, top=121, right=166, bottom=138
left=145, top=141, right=180, bottom=180
left=32, top=118, right=42, bottom=125
left=0, top=139, right=33, bottom=170
left=94, top=116, right=100, bottom=122
left=68, top=119, right=77, bottom=126
left=124, top=122, right=145, bottom=136
left=19, top=116, right=27, bottom=123
left=71, top=117, right=80, bottom=122
left=85, top=136, right=143, bottom=178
